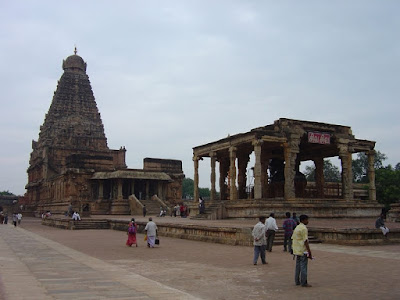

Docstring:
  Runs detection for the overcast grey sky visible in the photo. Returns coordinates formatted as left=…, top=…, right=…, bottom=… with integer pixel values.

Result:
left=1, top=1, right=399, bottom=195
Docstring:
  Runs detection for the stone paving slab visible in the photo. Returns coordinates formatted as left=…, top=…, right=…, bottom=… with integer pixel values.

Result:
left=0, top=224, right=200, bottom=300
left=2, top=218, right=400, bottom=299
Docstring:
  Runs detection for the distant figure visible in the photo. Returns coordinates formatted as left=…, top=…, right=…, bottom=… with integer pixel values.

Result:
left=0, top=211, right=4, bottom=224
left=375, top=213, right=389, bottom=237
left=68, top=203, right=73, bottom=217
left=265, top=213, right=278, bottom=252
left=126, top=218, right=138, bottom=247
left=159, top=206, right=166, bottom=217
left=252, top=216, right=267, bottom=265
left=12, top=213, right=17, bottom=227
left=292, top=214, right=313, bottom=287
left=17, top=213, right=22, bottom=225
left=180, top=204, right=185, bottom=218
left=144, top=217, right=158, bottom=248
left=199, top=197, right=205, bottom=214
left=292, top=212, right=300, bottom=228
left=72, top=211, right=81, bottom=221
left=282, top=212, right=297, bottom=253
left=4, top=213, right=8, bottom=224
left=142, top=205, right=147, bottom=217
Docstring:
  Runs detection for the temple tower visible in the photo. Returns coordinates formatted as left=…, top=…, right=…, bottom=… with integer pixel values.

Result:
left=26, top=50, right=126, bottom=212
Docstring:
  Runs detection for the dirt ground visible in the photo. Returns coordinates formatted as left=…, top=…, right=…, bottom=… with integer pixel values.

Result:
left=16, top=217, right=400, bottom=300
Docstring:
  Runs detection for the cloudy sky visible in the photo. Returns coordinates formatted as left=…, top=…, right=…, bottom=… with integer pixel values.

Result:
left=1, top=1, right=399, bottom=195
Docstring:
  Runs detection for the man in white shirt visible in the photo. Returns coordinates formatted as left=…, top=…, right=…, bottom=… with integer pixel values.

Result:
left=265, top=213, right=278, bottom=252
left=144, top=217, right=158, bottom=248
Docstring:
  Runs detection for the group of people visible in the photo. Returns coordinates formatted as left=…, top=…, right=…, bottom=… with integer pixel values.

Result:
left=0, top=211, right=22, bottom=226
left=126, top=217, right=159, bottom=248
left=172, top=203, right=190, bottom=217
left=252, top=212, right=312, bottom=287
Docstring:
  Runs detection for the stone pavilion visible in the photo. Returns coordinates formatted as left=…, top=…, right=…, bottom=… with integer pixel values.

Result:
left=192, top=118, right=381, bottom=219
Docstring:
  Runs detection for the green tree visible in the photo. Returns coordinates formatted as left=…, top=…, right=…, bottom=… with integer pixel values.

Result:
left=376, top=165, right=400, bottom=207
left=304, top=159, right=341, bottom=182
left=182, top=178, right=194, bottom=198
left=0, top=190, right=15, bottom=196
left=182, top=178, right=212, bottom=199
left=352, top=151, right=387, bottom=183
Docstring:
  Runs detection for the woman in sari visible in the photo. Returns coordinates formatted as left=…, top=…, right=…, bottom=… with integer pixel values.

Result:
left=126, top=218, right=138, bottom=247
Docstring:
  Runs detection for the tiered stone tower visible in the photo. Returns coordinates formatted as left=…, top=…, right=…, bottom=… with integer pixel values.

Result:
left=26, top=50, right=126, bottom=213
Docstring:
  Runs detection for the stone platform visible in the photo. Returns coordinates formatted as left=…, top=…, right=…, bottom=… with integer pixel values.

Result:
left=41, top=214, right=400, bottom=246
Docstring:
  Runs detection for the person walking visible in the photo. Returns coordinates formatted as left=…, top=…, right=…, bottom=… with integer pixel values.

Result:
left=17, top=213, right=22, bottom=225
left=292, top=214, right=313, bottom=287
left=126, top=218, right=138, bottom=247
left=12, top=213, right=17, bottom=227
left=265, top=213, right=278, bottom=252
left=252, top=216, right=267, bottom=265
left=282, top=212, right=297, bottom=253
left=144, top=217, right=158, bottom=248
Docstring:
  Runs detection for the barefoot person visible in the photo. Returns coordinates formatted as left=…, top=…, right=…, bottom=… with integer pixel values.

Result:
left=292, top=214, right=313, bottom=287
left=126, top=218, right=138, bottom=247
left=252, top=216, right=267, bottom=265
left=144, top=217, right=158, bottom=248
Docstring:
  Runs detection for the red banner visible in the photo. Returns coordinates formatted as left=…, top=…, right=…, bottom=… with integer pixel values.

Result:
left=308, top=132, right=330, bottom=145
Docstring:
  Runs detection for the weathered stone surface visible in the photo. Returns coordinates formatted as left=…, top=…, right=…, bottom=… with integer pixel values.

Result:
left=26, top=51, right=184, bottom=215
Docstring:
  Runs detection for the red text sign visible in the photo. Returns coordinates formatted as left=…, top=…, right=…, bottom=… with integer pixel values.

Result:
left=308, top=132, right=331, bottom=145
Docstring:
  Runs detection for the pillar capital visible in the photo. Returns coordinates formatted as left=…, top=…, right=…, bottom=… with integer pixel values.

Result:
left=252, top=139, right=263, bottom=147
left=209, top=151, right=217, bottom=158
left=229, top=146, right=237, bottom=154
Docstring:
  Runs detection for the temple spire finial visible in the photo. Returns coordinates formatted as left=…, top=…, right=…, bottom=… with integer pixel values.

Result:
left=74, top=46, right=77, bottom=55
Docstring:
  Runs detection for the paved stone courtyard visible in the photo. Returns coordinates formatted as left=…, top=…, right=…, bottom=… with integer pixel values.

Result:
left=1, top=217, right=400, bottom=299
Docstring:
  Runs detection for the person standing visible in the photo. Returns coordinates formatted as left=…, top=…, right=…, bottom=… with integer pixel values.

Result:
left=292, top=212, right=300, bottom=228
left=252, top=216, right=267, bottom=265
left=17, top=213, right=22, bottom=225
left=142, top=205, right=147, bottom=217
left=375, top=213, right=389, bottom=237
left=282, top=212, right=297, bottom=253
left=144, top=217, right=158, bottom=248
left=126, top=218, right=138, bottom=247
left=12, top=213, right=17, bottom=227
left=265, top=213, right=278, bottom=252
left=292, top=214, right=313, bottom=287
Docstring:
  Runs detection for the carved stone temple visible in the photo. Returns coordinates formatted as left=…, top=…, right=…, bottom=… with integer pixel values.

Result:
left=192, top=118, right=381, bottom=219
left=26, top=51, right=184, bottom=215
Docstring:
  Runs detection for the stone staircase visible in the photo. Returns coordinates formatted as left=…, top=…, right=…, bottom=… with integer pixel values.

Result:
left=140, top=198, right=163, bottom=216
left=191, top=201, right=225, bottom=220
left=71, top=219, right=110, bottom=230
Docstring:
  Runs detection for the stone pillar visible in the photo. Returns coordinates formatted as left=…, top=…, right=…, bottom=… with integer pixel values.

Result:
left=117, top=179, right=123, bottom=200
left=229, top=147, right=238, bottom=201
left=314, top=157, right=324, bottom=198
left=283, top=137, right=300, bottom=200
left=368, top=150, right=376, bottom=201
left=338, top=143, right=353, bottom=200
left=158, top=181, right=163, bottom=199
left=145, top=181, right=150, bottom=200
left=131, top=180, right=135, bottom=196
left=193, top=156, right=200, bottom=202
left=261, top=152, right=269, bottom=198
left=237, top=150, right=251, bottom=199
left=253, top=140, right=263, bottom=199
left=98, top=181, right=104, bottom=199
left=219, top=157, right=229, bottom=200
left=210, top=152, right=217, bottom=202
